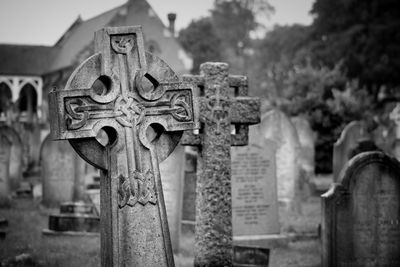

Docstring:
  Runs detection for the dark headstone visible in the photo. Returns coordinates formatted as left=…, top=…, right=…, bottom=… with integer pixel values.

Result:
left=322, top=151, right=400, bottom=267
left=44, top=202, right=100, bottom=234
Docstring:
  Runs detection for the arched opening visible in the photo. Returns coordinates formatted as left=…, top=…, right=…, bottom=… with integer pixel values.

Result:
left=18, top=83, right=37, bottom=120
left=0, top=82, right=12, bottom=116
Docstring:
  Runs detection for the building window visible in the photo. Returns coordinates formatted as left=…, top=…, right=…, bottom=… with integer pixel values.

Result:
left=0, top=82, right=12, bottom=115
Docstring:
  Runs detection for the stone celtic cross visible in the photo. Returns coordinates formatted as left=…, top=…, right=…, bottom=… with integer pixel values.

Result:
left=49, top=26, right=198, bottom=266
left=181, top=62, right=260, bottom=266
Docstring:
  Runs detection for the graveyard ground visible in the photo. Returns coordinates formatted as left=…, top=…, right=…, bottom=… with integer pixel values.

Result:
left=0, top=190, right=321, bottom=267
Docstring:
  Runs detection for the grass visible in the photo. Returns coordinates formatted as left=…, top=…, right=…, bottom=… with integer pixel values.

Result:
left=0, top=195, right=321, bottom=266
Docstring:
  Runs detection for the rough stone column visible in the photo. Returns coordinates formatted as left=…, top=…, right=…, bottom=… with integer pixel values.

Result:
left=194, top=63, right=232, bottom=266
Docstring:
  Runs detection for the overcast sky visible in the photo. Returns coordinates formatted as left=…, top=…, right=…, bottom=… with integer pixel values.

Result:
left=0, top=0, right=313, bottom=45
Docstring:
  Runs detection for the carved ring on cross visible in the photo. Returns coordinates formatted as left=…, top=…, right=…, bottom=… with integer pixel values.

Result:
left=62, top=51, right=189, bottom=171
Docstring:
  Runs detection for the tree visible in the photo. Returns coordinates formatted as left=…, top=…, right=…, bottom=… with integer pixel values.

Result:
left=178, top=18, right=222, bottom=73
left=309, top=0, right=400, bottom=96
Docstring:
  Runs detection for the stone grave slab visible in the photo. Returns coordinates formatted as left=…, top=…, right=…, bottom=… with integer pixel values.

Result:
left=322, top=151, right=400, bottom=267
left=232, top=140, right=279, bottom=236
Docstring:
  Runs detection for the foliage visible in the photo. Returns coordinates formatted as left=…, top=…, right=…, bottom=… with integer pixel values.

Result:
left=179, top=0, right=273, bottom=73
left=309, top=0, right=400, bottom=94
left=178, top=18, right=222, bottom=73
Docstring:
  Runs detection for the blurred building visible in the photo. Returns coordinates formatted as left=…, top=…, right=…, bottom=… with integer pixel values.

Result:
left=0, top=0, right=192, bottom=170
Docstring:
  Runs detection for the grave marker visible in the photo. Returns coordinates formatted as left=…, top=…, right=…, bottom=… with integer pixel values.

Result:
left=322, top=152, right=400, bottom=267
left=49, top=26, right=198, bottom=266
left=181, top=62, right=260, bottom=266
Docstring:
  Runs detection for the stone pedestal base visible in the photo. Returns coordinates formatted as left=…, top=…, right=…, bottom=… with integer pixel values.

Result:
left=233, top=234, right=289, bottom=248
left=42, top=202, right=99, bottom=235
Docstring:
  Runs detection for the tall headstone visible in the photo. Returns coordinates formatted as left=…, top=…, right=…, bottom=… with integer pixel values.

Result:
left=0, top=133, right=11, bottom=206
left=291, top=116, right=316, bottom=176
left=159, top=144, right=185, bottom=253
left=260, top=109, right=301, bottom=210
left=40, top=134, right=86, bottom=207
left=322, top=152, right=400, bottom=267
left=181, top=62, right=260, bottom=266
left=232, top=139, right=280, bottom=238
left=332, top=121, right=367, bottom=182
left=0, top=126, right=23, bottom=191
left=48, top=26, right=198, bottom=266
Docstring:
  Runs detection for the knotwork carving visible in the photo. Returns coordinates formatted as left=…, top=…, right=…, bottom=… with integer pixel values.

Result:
left=111, top=35, right=136, bottom=54
left=118, top=170, right=157, bottom=208
left=114, top=95, right=145, bottom=127
left=206, top=93, right=230, bottom=135
left=169, top=93, right=192, bottom=121
left=65, top=98, right=90, bottom=130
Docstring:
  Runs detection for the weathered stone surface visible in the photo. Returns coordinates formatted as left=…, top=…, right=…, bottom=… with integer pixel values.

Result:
left=48, top=26, right=198, bottom=267
left=332, top=121, right=368, bottom=182
left=0, top=133, right=11, bottom=206
left=322, top=152, right=400, bottom=267
left=182, top=62, right=260, bottom=266
left=0, top=126, right=23, bottom=191
left=232, top=139, right=279, bottom=237
left=260, top=109, right=301, bottom=210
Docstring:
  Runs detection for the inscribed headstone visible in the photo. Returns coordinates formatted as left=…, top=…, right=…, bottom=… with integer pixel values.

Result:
left=232, top=139, right=279, bottom=236
left=332, top=121, right=367, bottom=182
left=322, top=151, right=400, bottom=267
left=260, top=109, right=301, bottom=209
left=0, top=134, right=11, bottom=205
left=159, top=144, right=185, bottom=253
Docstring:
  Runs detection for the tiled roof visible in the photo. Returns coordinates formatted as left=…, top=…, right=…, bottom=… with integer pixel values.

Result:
left=50, top=5, right=124, bottom=71
left=0, top=44, right=56, bottom=75
left=0, top=0, right=192, bottom=76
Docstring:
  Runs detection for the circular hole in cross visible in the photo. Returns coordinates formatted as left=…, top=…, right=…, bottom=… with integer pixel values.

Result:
left=92, top=75, right=112, bottom=96
left=96, top=126, right=118, bottom=147
left=146, top=123, right=164, bottom=144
